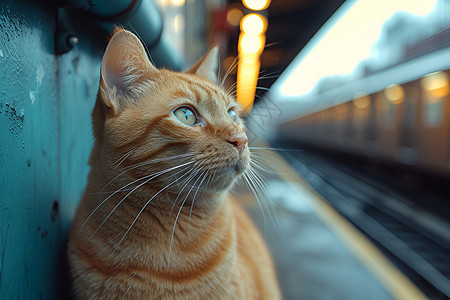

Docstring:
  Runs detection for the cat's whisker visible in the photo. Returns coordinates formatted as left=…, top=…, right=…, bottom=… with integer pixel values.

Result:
left=77, top=161, right=194, bottom=240
left=221, top=57, right=278, bottom=95
left=106, top=165, right=198, bottom=263
left=249, top=146, right=301, bottom=152
left=250, top=159, right=278, bottom=176
left=81, top=165, right=193, bottom=248
left=250, top=152, right=280, bottom=169
left=168, top=164, right=204, bottom=219
left=250, top=167, right=288, bottom=249
left=249, top=153, right=289, bottom=177
left=77, top=172, right=160, bottom=239
left=225, top=81, right=238, bottom=98
left=217, top=54, right=222, bottom=88
left=264, top=41, right=283, bottom=49
left=87, top=167, right=196, bottom=195
left=168, top=168, right=207, bottom=265
left=242, top=172, right=268, bottom=235
left=167, top=165, right=203, bottom=225
left=248, top=168, right=277, bottom=239
left=224, top=72, right=279, bottom=99
left=92, top=152, right=197, bottom=197
left=247, top=167, right=284, bottom=240
left=113, top=147, right=138, bottom=169
left=246, top=166, right=276, bottom=219
left=247, top=168, right=272, bottom=206
left=221, top=56, right=239, bottom=88
left=229, top=184, right=237, bottom=196
left=122, top=285, right=132, bottom=300
left=188, top=171, right=209, bottom=237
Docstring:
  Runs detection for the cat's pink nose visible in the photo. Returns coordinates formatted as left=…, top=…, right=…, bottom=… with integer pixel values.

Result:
left=227, top=134, right=248, bottom=154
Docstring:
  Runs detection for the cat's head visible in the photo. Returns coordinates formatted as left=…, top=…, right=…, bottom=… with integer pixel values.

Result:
left=91, top=28, right=250, bottom=195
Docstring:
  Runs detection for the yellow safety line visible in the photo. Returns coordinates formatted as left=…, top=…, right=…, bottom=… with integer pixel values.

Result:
left=256, top=144, right=428, bottom=300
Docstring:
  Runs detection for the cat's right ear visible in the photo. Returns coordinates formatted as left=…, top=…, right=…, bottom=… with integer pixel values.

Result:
left=99, top=28, right=158, bottom=114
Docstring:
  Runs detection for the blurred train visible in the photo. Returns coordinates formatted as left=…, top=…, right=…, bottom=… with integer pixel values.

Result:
left=249, top=0, right=450, bottom=179
left=273, top=50, right=450, bottom=178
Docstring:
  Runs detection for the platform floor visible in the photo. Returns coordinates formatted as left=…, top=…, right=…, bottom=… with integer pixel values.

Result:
left=238, top=145, right=428, bottom=300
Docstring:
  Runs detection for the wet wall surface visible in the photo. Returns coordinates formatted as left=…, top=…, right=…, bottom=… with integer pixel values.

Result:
left=0, top=1, right=99, bottom=298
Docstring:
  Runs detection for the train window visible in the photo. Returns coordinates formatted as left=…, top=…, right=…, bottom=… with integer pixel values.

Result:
left=420, top=71, right=449, bottom=128
left=334, top=104, right=348, bottom=122
left=422, top=99, right=443, bottom=128
left=375, top=93, right=394, bottom=129
left=384, top=84, right=404, bottom=105
left=352, top=93, right=370, bottom=128
left=377, top=84, right=404, bottom=129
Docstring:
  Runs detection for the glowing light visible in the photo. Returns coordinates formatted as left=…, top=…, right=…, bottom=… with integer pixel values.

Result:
left=421, top=71, right=449, bottom=98
left=227, top=7, right=243, bottom=27
left=173, top=14, right=184, bottom=32
left=170, top=0, right=185, bottom=7
left=353, top=93, right=371, bottom=109
left=384, top=84, right=404, bottom=104
left=236, top=13, right=268, bottom=113
left=242, top=0, right=271, bottom=11
left=274, top=0, right=438, bottom=98
left=241, top=14, right=267, bottom=35
left=237, top=60, right=260, bottom=113
left=239, top=34, right=265, bottom=54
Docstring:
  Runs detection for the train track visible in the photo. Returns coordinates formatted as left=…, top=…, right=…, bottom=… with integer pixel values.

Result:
left=277, top=147, right=450, bottom=299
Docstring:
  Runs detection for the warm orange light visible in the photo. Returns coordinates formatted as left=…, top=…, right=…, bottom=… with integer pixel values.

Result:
left=170, top=0, right=185, bottom=6
left=242, top=0, right=271, bottom=11
left=240, top=13, right=267, bottom=35
left=236, top=11, right=268, bottom=114
left=384, top=84, right=404, bottom=104
left=237, top=60, right=260, bottom=113
left=353, top=93, right=371, bottom=109
left=239, top=34, right=265, bottom=54
left=420, top=71, right=449, bottom=98
left=226, top=7, right=243, bottom=27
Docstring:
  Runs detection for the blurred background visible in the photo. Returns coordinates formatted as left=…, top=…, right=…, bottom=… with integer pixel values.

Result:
left=0, top=0, right=449, bottom=299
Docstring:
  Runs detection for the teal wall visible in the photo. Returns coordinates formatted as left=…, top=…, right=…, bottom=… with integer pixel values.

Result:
left=0, top=1, right=100, bottom=298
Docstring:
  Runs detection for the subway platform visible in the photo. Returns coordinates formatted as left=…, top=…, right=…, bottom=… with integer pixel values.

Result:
left=238, top=142, right=446, bottom=300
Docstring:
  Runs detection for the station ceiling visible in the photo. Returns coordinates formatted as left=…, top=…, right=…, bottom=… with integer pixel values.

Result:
left=227, top=0, right=345, bottom=98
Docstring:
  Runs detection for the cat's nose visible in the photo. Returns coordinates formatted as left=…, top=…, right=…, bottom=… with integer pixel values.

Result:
left=227, top=134, right=248, bottom=154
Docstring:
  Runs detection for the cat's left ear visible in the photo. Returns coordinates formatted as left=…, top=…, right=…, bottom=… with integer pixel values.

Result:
left=100, top=28, right=159, bottom=114
left=186, top=47, right=219, bottom=84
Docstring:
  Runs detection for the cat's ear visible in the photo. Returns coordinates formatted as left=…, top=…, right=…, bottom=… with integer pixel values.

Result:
left=186, top=47, right=219, bottom=84
left=100, top=28, right=158, bottom=114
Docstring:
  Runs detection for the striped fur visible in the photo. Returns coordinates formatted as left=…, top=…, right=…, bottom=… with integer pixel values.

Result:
left=68, top=29, right=281, bottom=299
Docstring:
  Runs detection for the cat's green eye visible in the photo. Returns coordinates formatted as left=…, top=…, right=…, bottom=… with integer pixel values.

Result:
left=174, top=107, right=197, bottom=126
left=228, top=109, right=239, bottom=124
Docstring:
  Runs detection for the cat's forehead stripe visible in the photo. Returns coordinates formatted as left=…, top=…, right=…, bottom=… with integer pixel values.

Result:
left=173, top=90, right=189, bottom=99
left=191, top=88, right=203, bottom=103
left=172, top=73, right=229, bottom=105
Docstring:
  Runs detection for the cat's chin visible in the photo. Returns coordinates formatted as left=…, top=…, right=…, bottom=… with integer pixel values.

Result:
left=209, top=159, right=249, bottom=191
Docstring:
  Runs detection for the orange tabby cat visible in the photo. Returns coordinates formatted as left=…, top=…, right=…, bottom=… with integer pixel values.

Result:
left=67, top=28, right=281, bottom=299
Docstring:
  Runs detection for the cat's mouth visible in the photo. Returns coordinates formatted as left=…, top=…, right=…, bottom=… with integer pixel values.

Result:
left=217, top=158, right=248, bottom=177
